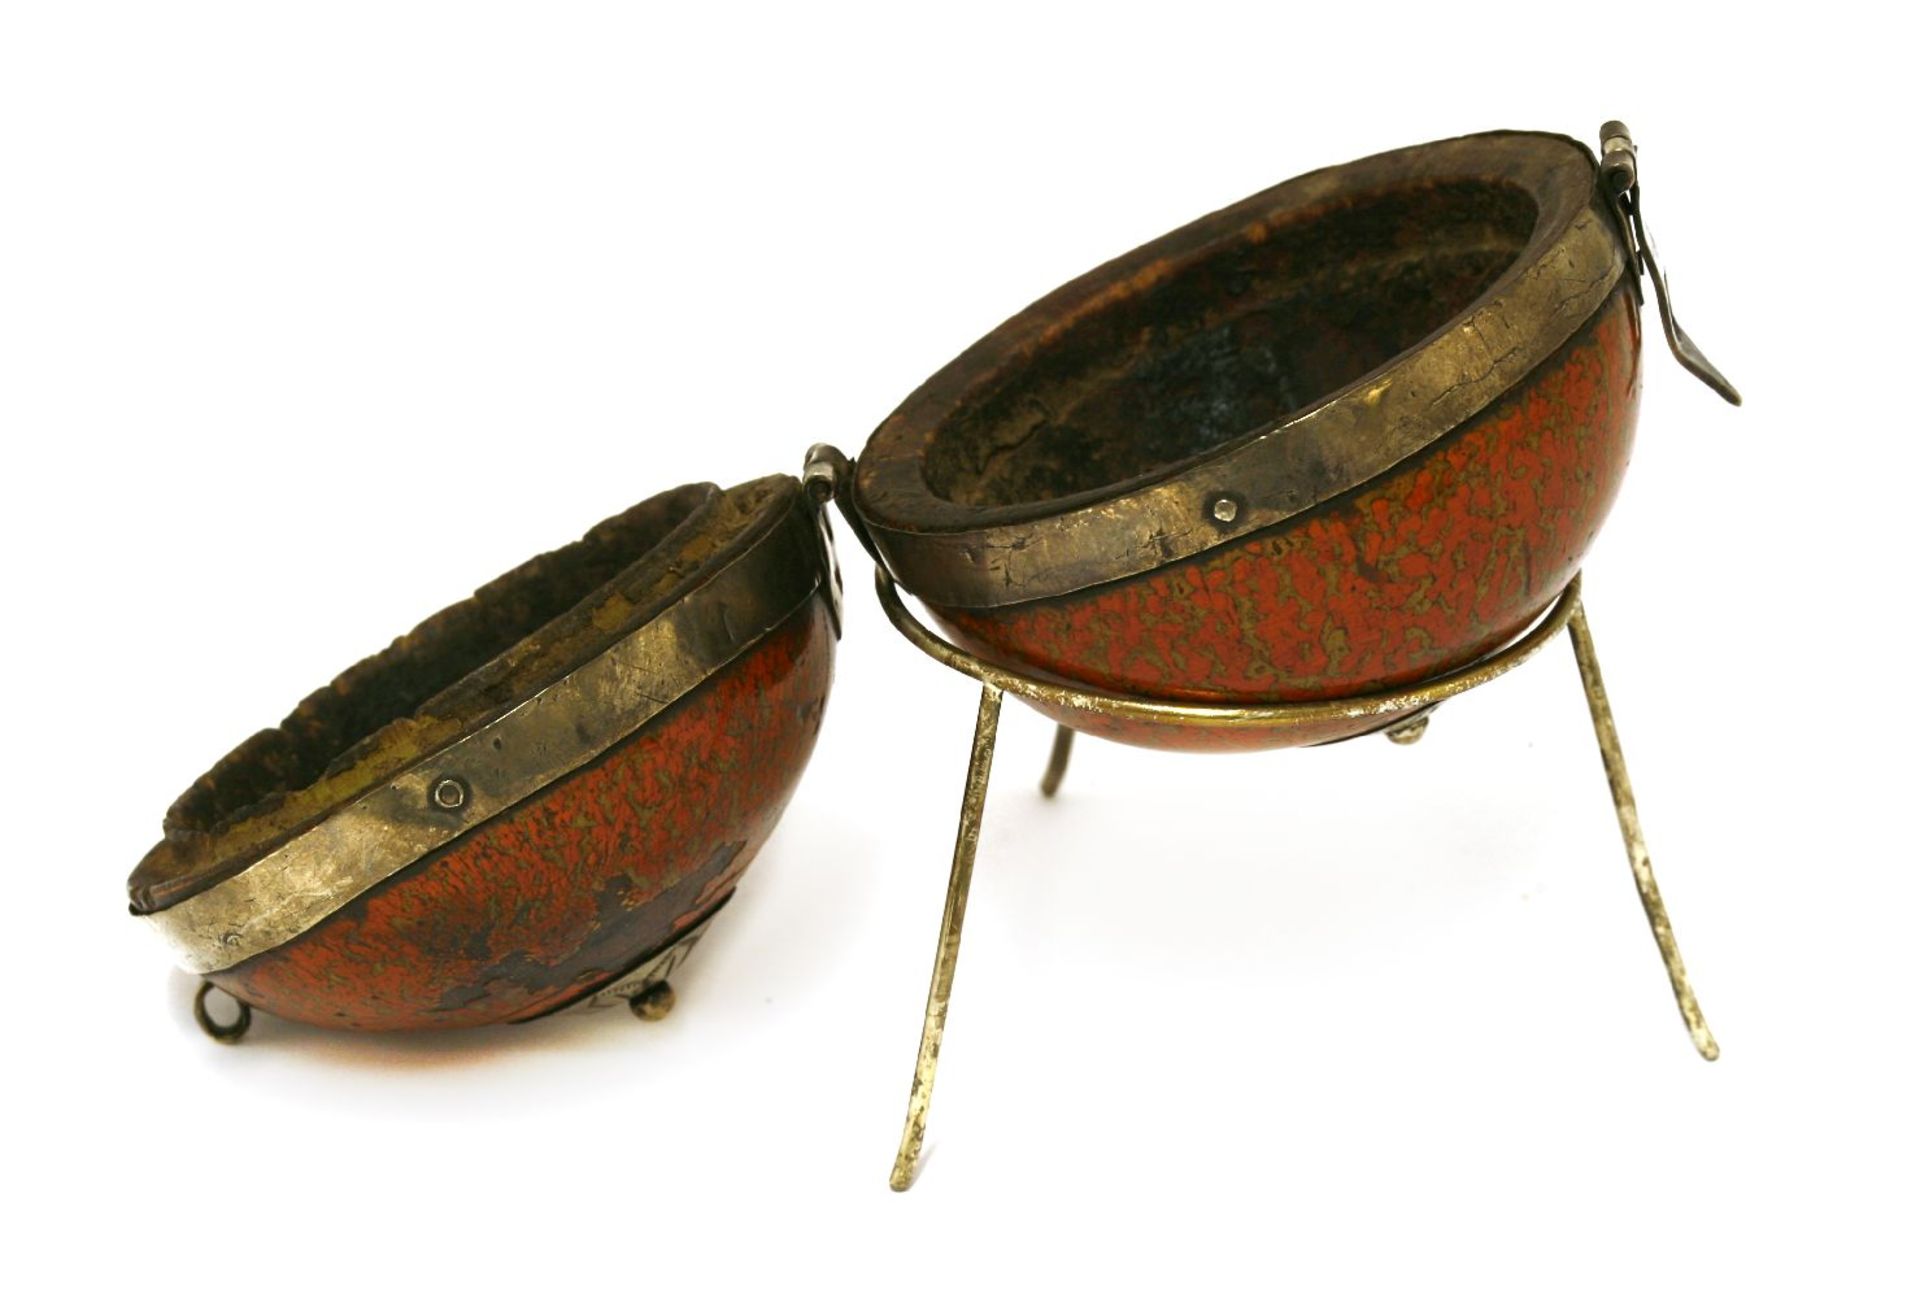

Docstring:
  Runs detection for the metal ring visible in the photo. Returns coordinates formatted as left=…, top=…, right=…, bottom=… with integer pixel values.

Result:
left=874, top=567, right=1583, bottom=736
left=193, top=981, right=252, bottom=1044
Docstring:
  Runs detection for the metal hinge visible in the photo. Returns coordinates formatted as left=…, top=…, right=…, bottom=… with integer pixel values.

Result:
left=1599, top=121, right=1741, bottom=406
left=803, top=442, right=878, bottom=638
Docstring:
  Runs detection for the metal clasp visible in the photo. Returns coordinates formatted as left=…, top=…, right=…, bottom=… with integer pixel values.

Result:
left=802, top=443, right=874, bottom=638
left=1599, top=121, right=1741, bottom=405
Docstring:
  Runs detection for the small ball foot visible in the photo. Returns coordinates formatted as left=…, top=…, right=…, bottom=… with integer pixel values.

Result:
left=193, top=981, right=252, bottom=1044
left=1385, top=714, right=1430, bottom=746
left=628, top=981, right=676, bottom=1021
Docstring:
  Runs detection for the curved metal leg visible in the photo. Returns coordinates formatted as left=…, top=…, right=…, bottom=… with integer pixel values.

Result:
left=1039, top=724, right=1075, bottom=797
left=890, top=683, right=1003, bottom=1191
left=1567, top=601, right=1720, bottom=1061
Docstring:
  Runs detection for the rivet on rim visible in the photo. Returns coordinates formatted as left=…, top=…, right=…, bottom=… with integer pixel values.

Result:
left=430, top=777, right=469, bottom=811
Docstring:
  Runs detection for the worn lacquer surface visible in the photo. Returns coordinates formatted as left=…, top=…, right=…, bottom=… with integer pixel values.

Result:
left=935, top=285, right=1641, bottom=752
left=208, top=600, right=835, bottom=1029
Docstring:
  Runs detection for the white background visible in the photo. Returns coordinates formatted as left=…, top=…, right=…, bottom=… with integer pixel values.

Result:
left=4, top=4, right=1912, bottom=1294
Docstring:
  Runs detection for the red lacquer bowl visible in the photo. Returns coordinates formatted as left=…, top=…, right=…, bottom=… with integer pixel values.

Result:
left=130, top=476, right=837, bottom=1029
left=854, top=132, right=1640, bottom=751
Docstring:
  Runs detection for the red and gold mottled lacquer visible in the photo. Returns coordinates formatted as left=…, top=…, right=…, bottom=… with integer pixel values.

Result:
left=208, top=600, right=835, bottom=1029
left=935, top=285, right=1640, bottom=752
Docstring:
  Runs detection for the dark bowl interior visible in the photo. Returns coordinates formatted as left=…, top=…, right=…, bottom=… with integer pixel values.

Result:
left=162, top=483, right=715, bottom=844
left=923, top=177, right=1539, bottom=510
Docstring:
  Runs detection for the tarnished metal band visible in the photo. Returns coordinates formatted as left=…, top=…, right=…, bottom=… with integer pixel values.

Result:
left=856, top=135, right=1627, bottom=609
left=875, top=566, right=1583, bottom=734
left=144, top=499, right=830, bottom=975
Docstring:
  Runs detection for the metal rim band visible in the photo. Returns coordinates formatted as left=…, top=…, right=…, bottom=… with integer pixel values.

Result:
left=874, top=565, right=1583, bottom=732
left=855, top=133, right=1626, bottom=609
left=145, top=497, right=831, bottom=975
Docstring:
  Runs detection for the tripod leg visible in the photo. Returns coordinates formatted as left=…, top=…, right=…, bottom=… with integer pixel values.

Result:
left=1040, top=724, right=1075, bottom=798
left=890, top=683, right=1005, bottom=1190
left=1567, top=601, right=1720, bottom=1061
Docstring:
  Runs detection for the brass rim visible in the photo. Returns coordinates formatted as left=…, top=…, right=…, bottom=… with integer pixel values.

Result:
left=144, top=493, right=834, bottom=976
left=855, top=131, right=1626, bottom=609
left=875, top=565, right=1583, bottom=732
